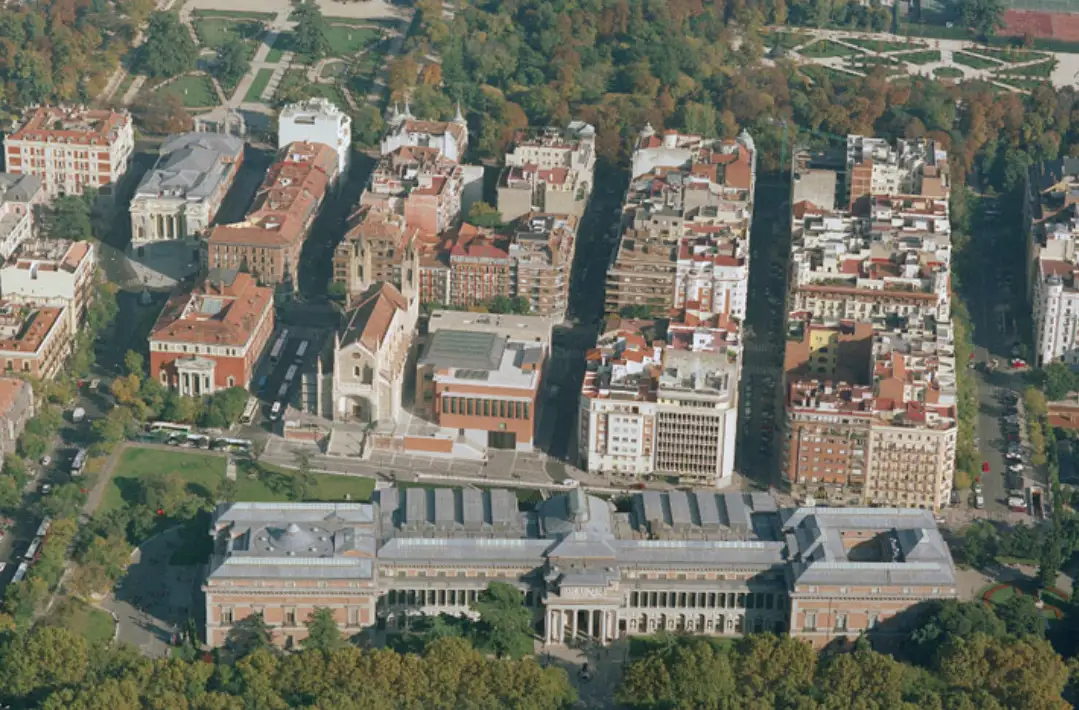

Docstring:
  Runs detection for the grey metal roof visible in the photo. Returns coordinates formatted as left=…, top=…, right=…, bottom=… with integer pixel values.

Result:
left=613, top=539, right=786, bottom=567
left=377, top=536, right=551, bottom=563
left=420, top=329, right=506, bottom=370
left=377, top=486, right=526, bottom=537
left=0, top=172, right=41, bottom=202
left=135, top=132, right=243, bottom=201
left=210, top=556, right=373, bottom=580
left=216, top=501, right=374, bottom=525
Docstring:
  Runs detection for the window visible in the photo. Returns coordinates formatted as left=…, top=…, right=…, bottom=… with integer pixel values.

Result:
left=221, top=608, right=233, bottom=625
left=834, top=614, right=848, bottom=632
left=348, top=607, right=359, bottom=626
left=803, top=613, right=817, bottom=631
left=285, top=609, right=296, bottom=626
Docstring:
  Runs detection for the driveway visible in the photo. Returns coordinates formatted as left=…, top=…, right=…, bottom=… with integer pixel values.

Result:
left=103, top=526, right=201, bottom=658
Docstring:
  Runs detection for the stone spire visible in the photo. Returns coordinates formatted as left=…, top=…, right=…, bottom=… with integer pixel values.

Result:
left=453, top=101, right=466, bottom=125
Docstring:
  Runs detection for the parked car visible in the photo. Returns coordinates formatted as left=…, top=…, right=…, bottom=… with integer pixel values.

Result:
left=39, top=483, right=52, bottom=495
left=982, top=461, right=990, bottom=473
left=40, top=455, right=51, bottom=467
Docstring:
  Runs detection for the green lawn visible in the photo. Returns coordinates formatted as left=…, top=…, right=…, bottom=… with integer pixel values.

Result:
left=953, top=51, right=1001, bottom=70
left=893, top=49, right=942, bottom=65
left=965, top=45, right=1048, bottom=64
left=844, top=37, right=925, bottom=52
left=194, top=18, right=263, bottom=58
left=191, top=9, right=275, bottom=21
left=45, top=598, right=115, bottom=645
left=266, top=33, right=289, bottom=63
left=245, top=68, right=274, bottom=102
left=799, top=39, right=858, bottom=58
left=998, top=59, right=1056, bottom=77
left=934, top=66, right=965, bottom=79
left=320, top=61, right=347, bottom=80
left=156, top=74, right=218, bottom=108
left=325, top=25, right=381, bottom=56
left=994, top=76, right=1051, bottom=91
left=276, top=68, right=349, bottom=107
left=102, top=446, right=375, bottom=513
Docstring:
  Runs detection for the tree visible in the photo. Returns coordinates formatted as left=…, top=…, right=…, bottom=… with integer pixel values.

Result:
left=1037, top=531, right=1064, bottom=589
left=214, top=37, right=249, bottom=89
left=17, top=432, right=47, bottom=460
left=995, top=594, right=1046, bottom=638
left=1035, top=364, right=1077, bottom=401
left=303, top=607, right=344, bottom=652
left=351, top=105, right=384, bottom=147
left=907, top=599, right=1006, bottom=667
left=955, top=0, right=1006, bottom=37
left=132, top=92, right=193, bottom=135
left=124, top=350, right=145, bottom=379
left=960, top=519, right=998, bottom=569
left=466, top=202, right=502, bottom=228
left=43, top=193, right=94, bottom=240
left=938, top=633, right=1069, bottom=709
left=469, top=582, right=533, bottom=659
left=226, top=612, right=274, bottom=659
left=290, top=1, right=330, bottom=61
left=91, top=406, right=133, bottom=453
left=138, top=11, right=197, bottom=78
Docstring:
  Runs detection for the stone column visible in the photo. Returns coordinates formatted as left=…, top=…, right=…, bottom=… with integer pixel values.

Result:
left=545, top=609, right=553, bottom=644
left=585, top=608, right=593, bottom=639
left=570, top=609, right=577, bottom=640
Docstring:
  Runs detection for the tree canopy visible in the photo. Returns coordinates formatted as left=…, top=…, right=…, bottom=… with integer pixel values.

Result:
left=137, top=11, right=198, bottom=79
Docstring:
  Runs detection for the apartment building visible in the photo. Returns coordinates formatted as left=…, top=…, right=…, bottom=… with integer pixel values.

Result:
left=205, top=141, right=336, bottom=288
left=579, top=319, right=741, bottom=487
left=415, top=311, right=552, bottom=453
left=446, top=225, right=511, bottom=306
left=0, top=239, right=95, bottom=332
left=497, top=121, right=596, bottom=222
left=0, top=302, right=71, bottom=379
left=149, top=269, right=275, bottom=396
left=332, top=207, right=420, bottom=303
left=130, top=132, right=245, bottom=244
left=785, top=137, right=957, bottom=509
left=330, top=279, right=418, bottom=424
left=1030, top=203, right=1079, bottom=366
left=4, top=106, right=134, bottom=199
left=361, top=145, right=464, bottom=237
left=204, top=486, right=956, bottom=650
left=278, top=98, right=351, bottom=180
left=0, top=377, right=33, bottom=456
left=605, top=126, right=756, bottom=318
left=509, top=213, right=577, bottom=321
left=0, top=174, right=43, bottom=260
left=785, top=323, right=958, bottom=509
left=380, top=103, right=468, bottom=162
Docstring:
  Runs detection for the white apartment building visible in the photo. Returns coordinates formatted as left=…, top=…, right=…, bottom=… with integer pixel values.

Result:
left=380, top=104, right=468, bottom=163
left=130, top=133, right=245, bottom=244
left=0, top=174, right=43, bottom=260
left=0, top=239, right=95, bottom=332
left=1032, top=206, right=1079, bottom=366
left=579, top=322, right=740, bottom=487
left=4, top=106, right=134, bottom=199
left=278, top=98, right=352, bottom=181
left=498, top=122, right=596, bottom=222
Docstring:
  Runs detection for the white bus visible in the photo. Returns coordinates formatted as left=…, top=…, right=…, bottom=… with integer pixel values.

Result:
left=239, top=397, right=259, bottom=425
left=10, top=561, right=29, bottom=583
left=269, top=329, right=290, bottom=363
left=146, top=422, right=193, bottom=435
left=212, top=437, right=253, bottom=454
left=295, top=340, right=309, bottom=360
left=284, top=364, right=298, bottom=383
left=276, top=382, right=289, bottom=399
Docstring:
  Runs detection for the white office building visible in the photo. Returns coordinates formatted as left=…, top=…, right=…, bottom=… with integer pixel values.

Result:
left=278, top=98, right=352, bottom=181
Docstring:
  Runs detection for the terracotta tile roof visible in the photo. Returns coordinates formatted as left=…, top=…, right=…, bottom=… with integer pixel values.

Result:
left=206, top=142, right=334, bottom=250
left=341, top=282, right=408, bottom=352
left=8, top=106, right=130, bottom=146
left=149, top=271, right=273, bottom=348
left=0, top=377, right=26, bottom=417
left=0, top=303, right=63, bottom=353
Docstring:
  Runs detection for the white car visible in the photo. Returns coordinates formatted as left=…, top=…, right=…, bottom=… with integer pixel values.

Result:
left=40, top=455, right=51, bottom=467
left=1008, top=464, right=1024, bottom=473
left=1006, top=452, right=1022, bottom=461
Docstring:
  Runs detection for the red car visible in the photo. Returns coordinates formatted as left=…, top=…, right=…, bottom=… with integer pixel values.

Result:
left=982, top=461, right=990, bottom=473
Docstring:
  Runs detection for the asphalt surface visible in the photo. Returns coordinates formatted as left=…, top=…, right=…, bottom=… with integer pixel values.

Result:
left=738, top=176, right=793, bottom=490
left=961, top=197, right=1047, bottom=519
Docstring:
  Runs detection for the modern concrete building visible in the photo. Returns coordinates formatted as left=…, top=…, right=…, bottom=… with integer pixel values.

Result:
left=4, top=105, right=134, bottom=199
left=578, top=319, right=741, bottom=487
left=331, top=280, right=418, bottom=423
left=203, top=487, right=957, bottom=650
left=149, top=270, right=275, bottom=396
left=204, top=141, right=336, bottom=289
left=0, top=173, right=43, bottom=260
left=497, top=122, right=596, bottom=222
left=415, top=311, right=552, bottom=453
left=278, top=98, right=351, bottom=181
left=0, top=239, right=95, bottom=332
left=130, top=132, right=245, bottom=244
